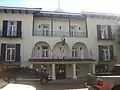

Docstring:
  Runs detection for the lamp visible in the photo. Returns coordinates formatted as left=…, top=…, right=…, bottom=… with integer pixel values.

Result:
left=59, top=26, right=61, bottom=30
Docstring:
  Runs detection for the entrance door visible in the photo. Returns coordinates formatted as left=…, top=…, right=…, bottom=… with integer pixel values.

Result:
left=55, top=64, right=66, bottom=79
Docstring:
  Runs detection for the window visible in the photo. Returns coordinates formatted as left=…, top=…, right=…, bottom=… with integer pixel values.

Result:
left=70, top=25, right=77, bottom=37
left=6, top=44, right=16, bottom=61
left=41, top=24, right=49, bottom=36
left=72, top=50, right=77, bottom=57
left=7, top=21, right=17, bottom=36
left=103, top=46, right=110, bottom=60
left=42, top=46, right=48, bottom=57
left=101, top=25, right=108, bottom=39
left=72, top=47, right=77, bottom=57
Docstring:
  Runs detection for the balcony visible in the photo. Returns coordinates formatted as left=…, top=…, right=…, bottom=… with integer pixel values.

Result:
left=29, top=56, right=95, bottom=62
left=34, top=30, right=87, bottom=37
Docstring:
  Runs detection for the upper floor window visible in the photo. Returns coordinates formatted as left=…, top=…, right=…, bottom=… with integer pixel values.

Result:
left=1, top=43, right=21, bottom=62
left=102, top=47, right=110, bottom=60
left=41, top=24, right=49, bottom=36
left=42, top=46, right=48, bottom=57
left=97, top=25, right=113, bottom=40
left=2, top=20, right=22, bottom=38
left=70, top=25, right=77, bottom=37
left=6, top=44, right=16, bottom=61
left=98, top=45, right=114, bottom=61
left=7, top=21, right=17, bottom=36
left=101, top=25, right=108, bottom=39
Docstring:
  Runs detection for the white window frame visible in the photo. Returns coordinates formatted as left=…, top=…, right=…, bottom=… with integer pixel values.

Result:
left=5, top=44, right=16, bottom=62
left=42, top=46, right=48, bottom=57
left=72, top=49, right=77, bottom=57
left=7, top=21, right=17, bottom=36
left=70, top=25, right=77, bottom=37
left=41, top=24, right=49, bottom=36
left=101, top=25, right=108, bottom=39
left=103, top=47, right=110, bottom=60
left=79, top=47, right=84, bottom=59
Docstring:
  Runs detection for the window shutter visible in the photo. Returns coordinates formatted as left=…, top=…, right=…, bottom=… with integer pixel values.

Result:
left=109, top=45, right=114, bottom=60
left=17, top=21, right=22, bottom=37
left=98, top=45, right=104, bottom=60
left=108, top=25, right=112, bottom=39
left=1, top=43, right=6, bottom=62
left=2, top=20, right=8, bottom=37
left=16, top=44, right=21, bottom=62
left=97, top=25, right=101, bottom=40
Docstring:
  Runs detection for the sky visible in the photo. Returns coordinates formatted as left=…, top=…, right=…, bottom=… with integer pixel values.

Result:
left=0, top=0, right=120, bottom=14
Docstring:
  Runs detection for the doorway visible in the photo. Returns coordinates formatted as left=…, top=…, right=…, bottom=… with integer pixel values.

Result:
left=55, top=64, right=66, bottom=79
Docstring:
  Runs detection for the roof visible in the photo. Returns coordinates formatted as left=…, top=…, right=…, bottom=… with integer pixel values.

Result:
left=34, top=11, right=85, bottom=19
left=0, top=6, right=41, bottom=14
left=81, top=11, right=120, bottom=18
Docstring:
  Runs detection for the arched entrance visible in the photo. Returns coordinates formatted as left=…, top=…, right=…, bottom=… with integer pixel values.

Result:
left=52, top=42, right=70, bottom=79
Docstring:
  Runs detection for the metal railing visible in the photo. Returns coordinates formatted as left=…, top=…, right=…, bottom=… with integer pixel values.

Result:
left=31, top=56, right=92, bottom=60
left=34, top=30, right=87, bottom=37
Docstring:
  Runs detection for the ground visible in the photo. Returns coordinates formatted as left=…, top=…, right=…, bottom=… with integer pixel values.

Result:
left=17, top=79, right=88, bottom=90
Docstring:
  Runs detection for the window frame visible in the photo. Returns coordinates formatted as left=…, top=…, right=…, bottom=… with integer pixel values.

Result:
left=103, top=46, right=110, bottom=60
left=101, top=25, right=108, bottom=39
left=5, top=44, right=16, bottom=62
left=42, top=46, right=48, bottom=57
left=7, top=21, right=17, bottom=36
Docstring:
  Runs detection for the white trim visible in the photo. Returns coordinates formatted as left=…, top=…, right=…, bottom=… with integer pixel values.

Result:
left=103, top=47, right=110, bottom=61
left=5, top=44, right=16, bottom=62
left=7, top=21, right=17, bottom=36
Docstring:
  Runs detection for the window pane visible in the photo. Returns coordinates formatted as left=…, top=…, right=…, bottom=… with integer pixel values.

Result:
left=6, top=49, right=10, bottom=60
left=72, top=51, right=74, bottom=57
left=12, top=26, right=17, bottom=36
left=46, top=51, right=48, bottom=57
left=42, top=51, right=44, bottom=57
left=11, top=49, right=16, bottom=60
left=75, top=51, right=77, bottom=57
left=7, top=44, right=16, bottom=48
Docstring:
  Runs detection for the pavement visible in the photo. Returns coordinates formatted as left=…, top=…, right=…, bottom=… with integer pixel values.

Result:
left=17, top=79, right=88, bottom=90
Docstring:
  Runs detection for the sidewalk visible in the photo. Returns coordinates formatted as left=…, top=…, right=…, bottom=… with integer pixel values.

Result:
left=49, top=78, right=86, bottom=84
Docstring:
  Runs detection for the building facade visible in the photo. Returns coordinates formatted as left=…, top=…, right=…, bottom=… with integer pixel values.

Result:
left=0, top=6, right=119, bottom=80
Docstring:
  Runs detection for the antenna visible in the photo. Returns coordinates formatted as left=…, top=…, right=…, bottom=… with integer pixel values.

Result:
left=58, top=0, right=60, bottom=9
left=55, top=0, right=64, bottom=12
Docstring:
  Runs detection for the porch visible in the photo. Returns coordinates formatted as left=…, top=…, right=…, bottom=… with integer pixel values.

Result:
left=29, top=58, right=96, bottom=80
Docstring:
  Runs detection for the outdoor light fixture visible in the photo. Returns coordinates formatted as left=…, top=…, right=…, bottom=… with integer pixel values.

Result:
left=59, top=26, right=61, bottom=29
left=38, top=47, right=40, bottom=50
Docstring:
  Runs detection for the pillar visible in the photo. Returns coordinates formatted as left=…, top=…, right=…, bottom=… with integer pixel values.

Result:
left=73, top=63, right=77, bottom=79
left=52, top=64, right=56, bottom=80
left=29, top=63, right=33, bottom=68
left=92, top=63, right=95, bottom=74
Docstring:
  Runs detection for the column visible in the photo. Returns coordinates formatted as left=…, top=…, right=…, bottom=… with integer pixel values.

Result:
left=92, top=63, right=95, bottom=74
left=73, top=63, right=77, bottom=79
left=52, top=64, right=56, bottom=80
left=29, top=63, right=33, bottom=68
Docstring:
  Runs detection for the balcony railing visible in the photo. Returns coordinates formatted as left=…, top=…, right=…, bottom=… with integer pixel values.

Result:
left=34, top=30, right=87, bottom=37
left=31, top=56, right=92, bottom=60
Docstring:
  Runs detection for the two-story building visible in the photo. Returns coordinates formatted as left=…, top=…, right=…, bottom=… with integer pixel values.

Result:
left=0, top=6, right=119, bottom=80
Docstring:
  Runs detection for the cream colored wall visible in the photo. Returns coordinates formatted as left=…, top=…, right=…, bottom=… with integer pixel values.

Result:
left=86, top=16, right=119, bottom=61
left=34, top=17, right=86, bottom=37
left=70, top=18, right=86, bottom=32
left=34, top=17, right=51, bottom=36
left=32, top=42, right=51, bottom=58
left=52, top=42, right=70, bottom=57
left=0, top=12, right=33, bottom=66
